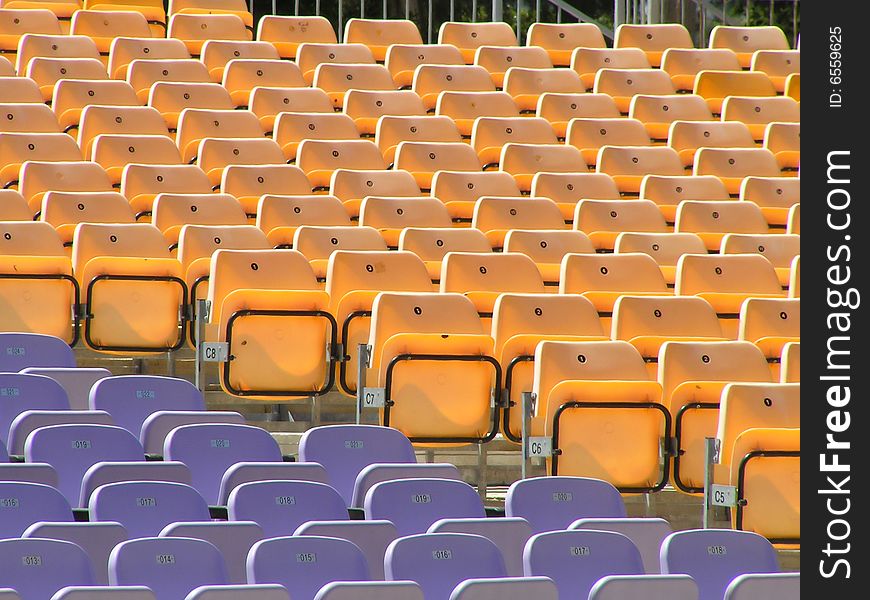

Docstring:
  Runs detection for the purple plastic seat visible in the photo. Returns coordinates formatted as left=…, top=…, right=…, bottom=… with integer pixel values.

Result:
left=164, top=423, right=283, bottom=504
left=218, top=462, right=329, bottom=505
left=429, top=517, right=533, bottom=577
left=0, top=482, right=72, bottom=539
left=80, top=461, right=191, bottom=508
left=660, top=529, right=779, bottom=600
left=0, top=463, right=59, bottom=487
left=109, top=537, right=229, bottom=599
left=0, top=373, right=69, bottom=446
left=724, top=573, right=800, bottom=600
left=523, top=530, right=644, bottom=599
left=89, top=376, right=205, bottom=437
left=0, top=333, right=75, bottom=372
left=314, top=581, right=424, bottom=600
left=570, top=518, right=674, bottom=574
left=295, top=520, right=398, bottom=580
left=90, top=481, right=211, bottom=538
left=24, top=424, right=145, bottom=507
left=160, top=521, right=265, bottom=585
left=505, top=476, right=626, bottom=533
left=139, top=411, right=246, bottom=455
left=185, top=585, right=290, bottom=600
left=50, top=587, right=156, bottom=600
left=364, top=478, right=486, bottom=537
left=351, top=463, right=461, bottom=508
left=20, top=368, right=111, bottom=411
left=8, top=411, right=114, bottom=455
left=385, top=533, right=507, bottom=600
left=227, top=480, right=348, bottom=538
left=24, top=522, right=128, bottom=586
left=247, top=536, right=369, bottom=599
left=0, top=538, right=94, bottom=600
left=589, top=574, right=699, bottom=600
left=298, top=425, right=416, bottom=505
left=449, top=577, right=559, bottom=600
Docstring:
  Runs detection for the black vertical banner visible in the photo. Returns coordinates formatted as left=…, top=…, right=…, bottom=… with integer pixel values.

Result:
left=803, top=1, right=868, bottom=597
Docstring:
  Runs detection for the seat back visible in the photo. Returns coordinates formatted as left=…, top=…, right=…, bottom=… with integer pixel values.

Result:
left=256, top=15, right=336, bottom=59
left=295, top=42, right=375, bottom=82
left=570, top=517, right=674, bottom=574
left=527, top=22, right=606, bottom=65
left=472, top=197, right=566, bottom=248
left=108, top=37, right=190, bottom=80
left=228, top=480, right=348, bottom=537
left=0, top=481, right=72, bottom=539
left=724, top=573, right=800, bottom=600
left=0, top=538, right=93, bottom=600
left=77, top=105, right=169, bottom=158
left=661, top=48, right=741, bottom=90
left=0, top=332, right=74, bottom=371
left=589, top=574, right=699, bottom=600
left=168, top=13, right=249, bottom=55
left=315, top=581, right=423, bottom=600
left=0, top=372, right=70, bottom=446
left=91, top=481, right=210, bottom=538
left=429, top=517, right=533, bottom=577
left=23, top=521, right=127, bottom=586
left=440, top=252, right=546, bottom=312
left=615, top=23, right=694, bottom=65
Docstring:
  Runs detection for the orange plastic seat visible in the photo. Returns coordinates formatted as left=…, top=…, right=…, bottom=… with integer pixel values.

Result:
left=471, top=117, right=557, bottom=170
left=398, top=227, right=491, bottom=282
left=0, top=132, right=82, bottom=189
left=26, top=57, right=108, bottom=102
left=297, top=139, right=386, bottom=191
left=571, top=47, right=650, bottom=90
left=503, top=229, right=595, bottom=286
left=763, top=122, right=800, bottom=172
left=412, top=64, right=495, bottom=111
left=200, top=39, right=279, bottom=81
left=597, top=145, right=683, bottom=195
left=668, top=121, right=756, bottom=168
left=499, top=143, right=588, bottom=193
left=222, top=58, right=306, bottom=107
left=574, top=199, right=669, bottom=251
left=786, top=203, right=799, bottom=236
left=474, top=45, right=552, bottom=88
left=436, top=90, right=519, bottom=138
left=293, top=225, right=387, bottom=281
left=614, top=23, right=693, bottom=67
left=692, top=147, right=784, bottom=195
left=0, top=76, right=43, bottom=103
left=721, top=233, right=799, bottom=287
left=108, top=36, right=190, bottom=80
left=675, top=200, right=770, bottom=251
left=629, top=93, right=713, bottom=141
left=329, top=168, right=421, bottom=221
left=780, top=341, right=799, bottom=382
left=167, top=13, right=249, bottom=56
left=359, top=196, right=452, bottom=248
left=0, top=8, right=61, bottom=64
left=120, top=163, right=211, bottom=220
left=430, top=170, right=521, bottom=224
left=639, top=174, right=731, bottom=225
left=0, top=189, right=31, bottom=220
left=70, top=9, right=152, bottom=58
left=77, top=105, right=170, bottom=159
left=345, top=90, right=427, bottom=138
left=127, top=58, right=211, bottom=102
left=168, top=0, right=253, bottom=31
left=91, top=134, right=183, bottom=184
left=19, top=160, right=113, bottom=215
left=256, top=194, right=350, bottom=248
left=660, top=47, right=741, bottom=91
left=502, top=66, right=585, bottom=114
left=536, top=92, right=620, bottom=139
left=249, top=86, right=333, bottom=133
left=40, top=190, right=135, bottom=247
left=344, top=18, right=423, bottom=62
left=738, top=297, right=800, bottom=377
left=693, top=70, right=776, bottom=115
left=175, top=107, right=263, bottom=163
left=592, top=68, right=676, bottom=114
left=221, top=164, right=311, bottom=219
left=295, top=41, right=375, bottom=84
left=750, top=49, right=799, bottom=93
left=273, top=112, right=360, bottom=162
left=709, top=25, right=790, bottom=68
left=394, top=141, right=482, bottom=191
left=526, top=22, right=605, bottom=66
left=614, top=231, right=708, bottom=286
left=52, top=79, right=140, bottom=135
left=197, top=137, right=286, bottom=187
left=256, top=15, right=336, bottom=60
left=740, top=175, right=799, bottom=228
left=784, top=72, right=799, bottom=101
left=375, top=115, right=461, bottom=166
left=148, top=81, right=234, bottom=132
left=313, top=62, right=396, bottom=111
left=566, top=117, right=651, bottom=166
left=530, top=171, right=620, bottom=222
left=438, top=21, right=517, bottom=64
left=15, top=32, right=100, bottom=74
left=472, top=196, right=566, bottom=250
left=721, top=95, right=800, bottom=141
left=152, top=192, right=246, bottom=250
left=385, top=43, right=464, bottom=88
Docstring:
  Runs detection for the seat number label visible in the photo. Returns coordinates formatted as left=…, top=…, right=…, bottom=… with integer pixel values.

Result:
left=552, top=492, right=574, bottom=503
left=0, top=387, right=19, bottom=397
left=136, top=497, right=157, bottom=507
left=362, top=387, right=386, bottom=408
left=570, top=546, right=591, bottom=557
left=5, top=347, right=24, bottom=356
left=275, top=496, right=296, bottom=506
left=432, top=549, right=453, bottom=560
left=707, top=545, right=727, bottom=556
left=412, top=493, right=432, bottom=504
left=202, top=342, right=228, bottom=362
left=710, top=485, right=737, bottom=508
left=156, top=554, right=176, bottom=565
left=0, top=498, right=19, bottom=509
left=21, top=555, right=41, bottom=566
left=528, top=437, right=552, bottom=458
left=136, top=390, right=156, bottom=399
left=211, top=439, right=231, bottom=449
left=71, top=440, right=92, bottom=449
left=296, top=553, right=316, bottom=563
left=344, top=440, right=364, bottom=449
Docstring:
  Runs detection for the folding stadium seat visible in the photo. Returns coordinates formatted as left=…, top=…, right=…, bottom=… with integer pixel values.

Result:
left=425, top=518, right=531, bottom=578
left=344, top=18, right=423, bottom=62
left=503, top=230, right=595, bottom=285
left=352, top=464, right=463, bottom=512
left=574, top=199, right=669, bottom=251
left=566, top=117, right=651, bottom=166
left=293, top=225, right=387, bottom=280
left=721, top=233, right=800, bottom=286
left=52, top=79, right=140, bottom=135
left=157, top=521, right=264, bottom=586
left=661, top=529, right=779, bottom=599
left=660, top=47, right=741, bottom=91
left=614, top=23, right=694, bottom=67
left=15, top=33, right=100, bottom=75
left=256, top=195, right=348, bottom=247
left=395, top=141, right=482, bottom=192
left=0, top=132, right=82, bottom=190
left=492, top=294, right=604, bottom=441
left=41, top=191, right=136, bottom=248
left=0, top=76, right=43, bottom=103
left=295, top=41, right=375, bottom=84
left=359, top=197, right=452, bottom=248
left=612, top=295, right=725, bottom=378
left=412, top=64, right=496, bottom=111
left=693, top=147, right=784, bottom=195
left=218, top=461, right=329, bottom=507
left=79, top=460, right=194, bottom=511
left=471, top=117, right=557, bottom=170
left=593, top=68, right=676, bottom=114
left=0, top=480, right=69, bottom=540
left=571, top=47, right=650, bottom=90
left=176, top=108, right=265, bottom=163
left=725, top=573, right=800, bottom=600
left=169, top=0, right=253, bottom=30
left=222, top=59, right=306, bottom=107
left=28, top=56, right=108, bottom=101
left=0, top=331, right=75, bottom=371
left=6, top=410, right=114, bottom=462
left=274, top=112, right=360, bottom=162
left=559, top=253, right=670, bottom=328
left=721, top=95, right=800, bottom=141
left=70, top=10, right=152, bottom=60
left=763, top=122, right=800, bottom=171
left=430, top=170, right=522, bottom=223
left=530, top=171, right=620, bottom=222
left=668, top=121, right=755, bottom=169
left=385, top=42, right=465, bottom=88
left=204, top=249, right=337, bottom=397
left=198, top=38, right=278, bottom=81
left=139, top=410, right=245, bottom=455
left=435, top=91, right=520, bottom=138
left=499, top=143, right=588, bottom=193
left=345, top=91, right=427, bottom=140
left=474, top=45, right=552, bottom=88
left=255, top=14, right=335, bottom=60
left=248, top=536, right=369, bottom=597
left=0, top=103, right=61, bottom=134
left=471, top=196, right=566, bottom=250
left=507, top=477, right=627, bottom=533
left=597, top=146, right=683, bottom=196
left=15, top=367, right=105, bottom=413
left=316, top=581, right=424, bottom=600
left=526, top=22, right=606, bottom=66
left=784, top=71, right=800, bottom=101
left=738, top=296, right=800, bottom=373
left=91, top=135, right=183, bottom=184
left=19, top=161, right=113, bottom=218
left=168, top=13, right=249, bottom=57
left=659, top=340, right=774, bottom=494
left=709, top=25, right=791, bottom=67
left=147, top=83, right=233, bottom=135
left=0, top=538, right=94, bottom=599
left=693, top=70, right=777, bottom=115
left=536, top=92, right=620, bottom=139
left=570, top=517, right=675, bottom=574
left=451, top=578, right=560, bottom=600
left=629, top=93, right=714, bottom=141
left=0, top=8, right=61, bottom=65
left=366, top=292, right=500, bottom=442
left=152, top=193, right=246, bottom=251
left=0, top=372, right=69, bottom=450
left=0, top=189, right=31, bottom=220
left=375, top=115, right=461, bottom=166
left=90, top=480, right=208, bottom=539
left=675, top=200, right=770, bottom=251
left=398, top=228, right=492, bottom=281
left=589, top=575, right=699, bottom=600
left=438, top=21, right=518, bottom=64
left=108, top=37, right=190, bottom=81
left=120, top=163, right=212, bottom=219
left=639, top=174, right=731, bottom=224
left=22, top=521, right=127, bottom=586
left=249, top=86, right=333, bottom=133
left=297, top=139, right=386, bottom=191
left=751, top=49, right=800, bottom=93
left=330, top=168, right=421, bottom=219
left=77, top=105, right=170, bottom=160
left=502, top=67, right=586, bottom=114
left=220, top=164, right=311, bottom=219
